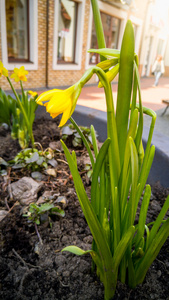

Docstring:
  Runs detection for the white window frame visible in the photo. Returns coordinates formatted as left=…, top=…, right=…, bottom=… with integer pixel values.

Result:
left=0, top=0, right=38, bottom=70
left=85, top=1, right=127, bottom=69
left=53, top=0, right=85, bottom=71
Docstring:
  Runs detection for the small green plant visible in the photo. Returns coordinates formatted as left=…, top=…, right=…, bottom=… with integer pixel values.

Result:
left=9, top=145, right=57, bottom=173
left=62, top=123, right=96, bottom=147
left=0, top=63, right=38, bottom=148
left=35, top=2, right=169, bottom=298
left=23, top=202, right=65, bottom=244
left=23, top=202, right=65, bottom=225
left=10, top=90, right=38, bottom=149
left=0, top=88, right=16, bottom=128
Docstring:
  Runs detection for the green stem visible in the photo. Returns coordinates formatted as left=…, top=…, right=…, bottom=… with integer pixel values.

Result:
left=7, top=77, right=35, bottom=147
left=77, top=66, right=120, bottom=299
left=69, top=117, right=95, bottom=168
left=90, top=0, right=106, bottom=62
left=20, top=80, right=26, bottom=106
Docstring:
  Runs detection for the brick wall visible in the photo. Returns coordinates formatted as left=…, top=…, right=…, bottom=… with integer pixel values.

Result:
left=47, top=0, right=95, bottom=88
left=0, top=0, right=47, bottom=91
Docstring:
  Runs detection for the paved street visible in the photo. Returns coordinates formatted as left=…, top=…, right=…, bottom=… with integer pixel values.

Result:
left=78, top=77, right=169, bottom=112
left=37, top=76, right=169, bottom=137
left=77, top=77, right=169, bottom=138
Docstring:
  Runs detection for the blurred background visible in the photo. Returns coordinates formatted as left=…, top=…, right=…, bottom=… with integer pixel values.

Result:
left=0, top=0, right=169, bottom=90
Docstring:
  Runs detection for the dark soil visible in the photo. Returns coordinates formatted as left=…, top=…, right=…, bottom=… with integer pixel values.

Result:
left=0, top=117, right=169, bottom=300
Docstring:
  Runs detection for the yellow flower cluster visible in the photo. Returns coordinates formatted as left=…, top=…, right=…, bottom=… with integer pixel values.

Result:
left=1, top=60, right=81, bottom=127
left=0, top=61, right=28, bottom=82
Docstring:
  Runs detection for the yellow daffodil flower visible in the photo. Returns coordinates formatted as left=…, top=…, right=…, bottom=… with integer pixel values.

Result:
left=11, top=66, right=28, bottom=82
left=36, top=83, right=81, bottom=127
left=0, top=61, right=8, bottom=77
left=28, top=90, right=38, bottom=98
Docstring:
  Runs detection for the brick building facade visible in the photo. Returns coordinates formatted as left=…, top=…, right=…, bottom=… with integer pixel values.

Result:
left=0, top=0, right=169, bottom=91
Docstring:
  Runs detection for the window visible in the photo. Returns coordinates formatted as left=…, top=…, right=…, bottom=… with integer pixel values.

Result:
left=57, top=0, right=77, bottom=64
left=89, top=13, right=120, bottom=64
left=53, top=0, right=85, bottom=70
left=0, top=0, right=38, bottom=70
left=6, top=0, right=29, bottom=62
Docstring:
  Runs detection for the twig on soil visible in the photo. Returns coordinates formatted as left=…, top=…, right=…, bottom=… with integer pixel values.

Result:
left=35, top=223, right=43, bottom=245
left=57, top=158, right=68, bottom=165
left=5, top=196, right=10, bottom=210
left=3, top=168, right=13, bottom=200
left=1, top=201, right=19, bottom=221
left=12, top=248, right=29, bottom=270
left=12, top=248, right=42, bottom=269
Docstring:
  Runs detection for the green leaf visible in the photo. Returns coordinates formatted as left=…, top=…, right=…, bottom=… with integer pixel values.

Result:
left=129, top=137, right=139, bottom=224
left=51, top=207, right=65, bottom=217
left=88, top=48, right=120, bottom=58
left=135, top=185, right=151, bottom=248
left=90, top=125, right=99, bottom=158
left=62, top=245, right=104, bottom=281
left=91, top=138, right=111, bottom=213
left=62, top=245, right=93, bottom=256
left=61, top=140, right=113, bottom=273
left=38, top=203, right=54, bottom=213
left=135, top=218, right=169, bottom=285
left=112, top=226, right=135, bottom=273
left=116, top=20, right=135, bottom=166
left=70, top=117, right=95, bottom=168
left=148, top=195, right=169, bottom=247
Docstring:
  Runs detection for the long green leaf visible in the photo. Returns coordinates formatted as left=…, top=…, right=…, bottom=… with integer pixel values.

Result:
left=62, top=245, right=105, bottom=284
left=148, top=195, right=169, bottom=247
left=70, top=117, right=95, bottom=168
left=90, top=125, right=99, bottom=158
left=134, top=185, right=151, bottom=248
left=135, top=218, right=169, bottom=284
left=88, top=48, right=120, bottom=58
left=61, top=140, right=112, bottom=264
left=116, top=20, right=134, bottom=165
left=128, top=137, right=139, bottom=226
left=91, top=138, right=111, bottom=213
left=112, top=226, right=135, bottom=272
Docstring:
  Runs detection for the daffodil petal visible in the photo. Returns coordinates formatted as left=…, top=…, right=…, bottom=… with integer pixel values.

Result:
left=46, top=101, right=68, bottom=115
left=46, top=95, right=70, bottom=114
left=59, top=103, right=72, bottom=127
left=36, top=89, right=61, bottom=104
left=2, top=68, right=8, bottom=77
left=50, top=112, right=60, bottom=118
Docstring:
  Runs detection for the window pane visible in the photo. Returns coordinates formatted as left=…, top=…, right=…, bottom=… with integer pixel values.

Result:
left=6, top=0, right=29, bottom=61
left=89, top=19, right=98, bottom=64
left=57, top=0, right=77, bottom=63
left=89, top=13, right=120, bottom=64
left=111, top=17, right=120, bottom=49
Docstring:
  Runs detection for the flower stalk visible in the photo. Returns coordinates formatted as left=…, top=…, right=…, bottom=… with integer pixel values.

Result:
left=6, top=76, right=35, bottom=147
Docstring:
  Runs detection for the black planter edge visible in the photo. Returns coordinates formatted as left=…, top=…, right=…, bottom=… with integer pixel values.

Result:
left=36, top=104, right=169, bottom=188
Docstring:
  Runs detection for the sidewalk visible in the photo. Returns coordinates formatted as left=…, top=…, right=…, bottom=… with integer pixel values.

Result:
left=77, top=77, right=169, bottom=138
left=77, top=77, right=169, bottom=112
left=37, top=76, right=169, bottom=137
